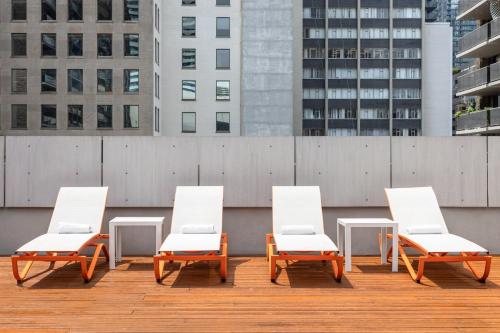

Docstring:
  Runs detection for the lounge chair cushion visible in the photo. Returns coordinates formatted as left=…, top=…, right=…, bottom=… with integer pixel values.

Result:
left=401, top=233, right=488, bottom=253
left=58, top=222, right=93, bottom=234
left=181, top=224, right=216, bottom=234
left=281, top=225, right=315, bottom=235
left=406, top=225, right=443, bottom=235
left=160, top=233, right=222, bottom=252
left=274, top=234, right=338, bottom=252
left=16, top=233, right=99, bottom=253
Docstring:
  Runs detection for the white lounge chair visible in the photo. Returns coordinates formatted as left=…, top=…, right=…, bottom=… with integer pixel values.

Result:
left=266, top=186, right=343, bottom=282
left=154, top=186, right=227, bottom=282
left=385, top=187, right=491, bottom=283
left=11, top=187, right=109, bottom=283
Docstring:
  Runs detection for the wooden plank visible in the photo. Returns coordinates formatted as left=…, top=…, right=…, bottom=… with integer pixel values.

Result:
left=0, top=137, right=3, bottom=207
left=296, top=137, right=391, bottom=207
left=392, top=137, right=488, bottom=207
left=488, top=137, right=500, bottom=207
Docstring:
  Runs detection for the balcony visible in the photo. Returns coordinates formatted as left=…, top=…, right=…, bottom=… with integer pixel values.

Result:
left=456, top=62, right=500, bottom=96
left=457, top=0, right=491, bottom=21
left=456, top=107, right=500, bottom=134
left=457, top=23, right=488, bottom=58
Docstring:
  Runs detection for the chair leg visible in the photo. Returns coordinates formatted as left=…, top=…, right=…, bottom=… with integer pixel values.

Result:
left=81, top=243, right=105, bottom=283
left=462, top=253, right=492, bottom=283
left=220, top=256, right=227, bottom=282
left=154, top=254, right=165, bottom=283
left=269, top=255, right=277, bottom=282
left=398, top=244, right=421, bottom=282
left=415, top=257, right=426, bottom=283
left=331, top=255, right=344, bottom=282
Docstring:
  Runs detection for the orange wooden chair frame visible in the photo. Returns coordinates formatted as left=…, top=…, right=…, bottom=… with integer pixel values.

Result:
left=266, top=234, right=343, bottom=282
left=11, top=234, right=110, bottom=284
left=153, top=233, right=228, bottom=283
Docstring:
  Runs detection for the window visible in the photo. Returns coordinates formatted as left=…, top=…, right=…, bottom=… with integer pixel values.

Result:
left=360, top=68, right=389, bottom=79
left=360, top=8, right=389, bottom=19
left=12, top=0, right=27, bottom=20
left=68, top=0, right=83, bottom=21
left=182, top=49, right=196, bottom=69
left=216, top=81, right=230, bottom=100
left=155, top=73, right=160, bottom=98
left=303, top=108, right=324, bottom=119
left=304, top=47, right=325, bottom=59
left=182, top=80, right=196, bottom=100
left=97, top=34, right=112, bottom=56
left=328, top=28, right=357, bottom=39
left=155, top=107, right=160, bottom=132
left=41, top=33, right=57, bottom=57
left=124, top=0, right=139, bottom=21
left=98, top=0, right=112, bottom=21
left=304, top=28, right=325, bottom=39
left=11, top=33, right=27, bottom=57
left=328, top=8, right=356, bottom=18
left=216, top=17, right=230, bottom=37
left=393, top=8, right=421, bottom=19
left=329, top=108, right=356, bottom=119
left=41, top=69, right=57, bottom=92
left=303, top=8, right=325, bottom=19
left=155, top=4, right=158, bottom=30
left=360, top=108, right=389, bottom=119
left=67, top=69, right=83, bottom=93
left=68, top=105, right=83, bottom=128
left=393, top=108, right=421, bottom=119
left=216, top=113, right=230, bottom=133
left=393, top=28, right=421, bottom=39
left=41, top=0, right=56, bottom=20
left=360, top=48, right=389, bottom=59
left=304, top=67, right=325, bottom=79
left=97, top=105, right=113, bottom=128
left=124, top=69, right=139, bottom=92
left=217, top=0, right=230, bottom=6
left=11, top=104, right=27, bottom=129
left=328, top=128, right=357, bottom=136
left=97, top=69, right=112, bottom=92
left=182, top=17, right=196, bottom=37
left=182, top=112, right=196, bottom=133
left=68, top=33, right=83, bottom=56
left=182, top=0, right=195, bottom=5
left=360, top=88, right=389, bottom=99
left=328, top=68, right=357, bottom=79
left=124, top=34, right=139, bottom=56
left=360, top=28, right=389, bottom=39
left=328, top=48, right=356, bottom=59
left=303, top=88, right=325, bottom=99
left=393, top=48, right=421, bottom=59
left=216, top=49, right=230, bottom=69
left=393, top=88, right=421, bottom=99
left=393, top=67, right=421, bottom=79
left=41, top=104, right=57, bottom=129
left=123, top=105, right=139, bottom=128
left=154, top=39, right=159, bottom=64
left=328, top=88, right=357, bottom=99
left=11, top=69, right=27, bottom=93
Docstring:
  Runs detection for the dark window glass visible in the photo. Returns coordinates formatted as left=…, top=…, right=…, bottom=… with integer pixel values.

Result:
left=12, top=0, right=27, bottom=20
left=68, top=33, right=83, bottom=56
left=182, top=112, right=196, bottom=133
left=68, top=0, right=83, bottom=20
left=216, top=112, right=230, bottom=133
left=182, top=80, right=196, bottom=100
left=41, top=33, right=57, bottom=56
left=216, top=0, right=230, bottom=5
left=41, top=0, right=57, bottom=20
left=97, top=34, right=112, bottom=56
left=124, top=0, right=139, bottom=21
left=97, top=0, right=112, bottom=21
left=124, top=34, right=139, bottom=56
left=67, top=69, right=83, bottom=93
left=216, top=17, right=230, bottom=37
left=216, top=49, right=230, bottom=69
left=97, top=105, right=113, bottom=128
left=11, top=69, right=27, bottom=94
left=97, top=69, right=113, bottom=92
left=182, top=0, right=195, bottom=5
left=41, top=69, right=57, bottom=92
left=123, top=105, right=139, bottom=128
left=11, top=33, right=27, bottom=57
left=68, top=105, right=83, bottom=128
left=41, top=104, right=57, bottom=128
left=124, top=69, right=139, bottom=92
left=182, top=17, right=196, bottom=37
left=11, top=104, right=28, bottom=129
left=182, top=48, right=196, bottom=69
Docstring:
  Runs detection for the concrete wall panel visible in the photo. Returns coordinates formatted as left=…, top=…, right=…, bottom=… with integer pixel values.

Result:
left=488, top=137, right=500, bottom=207
left=0, top=137, right=4, bottom=207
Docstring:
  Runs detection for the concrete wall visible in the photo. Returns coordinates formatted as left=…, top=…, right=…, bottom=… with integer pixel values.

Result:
left=241, top=0, right=294, bottom=136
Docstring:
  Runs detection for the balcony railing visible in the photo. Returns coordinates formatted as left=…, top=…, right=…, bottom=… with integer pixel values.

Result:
left=490, top=62, right=500, bottom=82
left=491, top=17, right=500, bottom=39
left=456, top=66, right=488, bottom=92
left=458, top=0, right=484, bottom=16
left=458, top=22, right=488, bottom=54
left=456, top=110, right=488, bottom=131
left=491, top=107, right=500, bottom=127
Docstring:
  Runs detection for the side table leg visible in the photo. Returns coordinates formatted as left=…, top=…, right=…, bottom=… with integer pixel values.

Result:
left=109, top=225, right=116, bottom=270
left=116, top=226, right=122, bottom=262
left=345, top=226, right=352, bottom=272
left=392, top=226, right=399, bottom=272
left=155, top=224, right=162, bottom=255
left=381, top=227, right=387, bottom=264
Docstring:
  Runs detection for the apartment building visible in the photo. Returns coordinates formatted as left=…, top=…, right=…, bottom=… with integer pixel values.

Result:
left=455, top=0, right=500, bottom=135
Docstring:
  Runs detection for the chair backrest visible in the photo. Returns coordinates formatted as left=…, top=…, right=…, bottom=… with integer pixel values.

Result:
left=170, top=186, right=224, bottom=234
left=385, top=187, right=448, bottom=234
left=47, top=187, right=108, bottom=234
left=272, top=186, right=325, bottom=235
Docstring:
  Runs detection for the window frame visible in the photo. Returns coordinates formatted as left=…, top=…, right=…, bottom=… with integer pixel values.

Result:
left=182, top=17, right=196, bottom=38
left=216, top=112, right=230, bottom=133
left=41, top=0, right=57, bottom=21
left=68, top=0, right=83, bottom=21
left=67, top=69, right=83, bottom=93
left=41, top=33, right=57, bottom=57
left=97, top=33, right=113, bottom=57
left=97, top=104, right=113, bottom=129
left=124, top=33, right=140, bottom=57
left=182, top=112, right=196, bottom=133
left=11, top=33, right=27, bottom=57
left=123, top=69, right=140, bottom=93
left=216, top=17, right=230, bottom=38
left=41, top=68, right=57, bottom=93
left=123, top=105, right=139, bottom=129
left=12, top=0, right=27, bottom=21
left=216, top=80, right=230, bottom=101
left=67, top=33, right=83, bottom=57
left=97, top=0, right=113, bottom=21
left=67, top=104, right=84, bottom=129
left=182, top=80, right=196, bottom=100
left=41, top=104, right=57, bottom=129
left=123, top=0, right=139, bottom=22
left=216, top=48, right=230, bottom=69
left=11, top=104, right=28, bottom=130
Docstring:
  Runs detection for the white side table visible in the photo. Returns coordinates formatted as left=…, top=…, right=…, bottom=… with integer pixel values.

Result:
left=109, top=217, right=165, bottom=269
left=337, top=218, right=399, bottom=272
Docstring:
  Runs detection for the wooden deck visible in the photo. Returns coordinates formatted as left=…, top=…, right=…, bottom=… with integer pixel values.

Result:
left=1, top=256, right=500, bottom=332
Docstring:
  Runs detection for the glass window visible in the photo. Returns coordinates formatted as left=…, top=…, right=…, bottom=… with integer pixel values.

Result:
left=97, top=105, right=113, bottom=128
left=97, top=34, right=112, bottom=56
left=68, top=33, right=83, bottom=56
left=11, top=33, right=27, bottom=57
left=41, top=104, right=57, bottom=129
left=216, top=81, right=230, bottom=100
left=67, top=69, right=83, bottom=93
left=182, top=17, right=196, bottom=37
left=41, top=69, right=57, bottom=92
left=41, top=33, right=57, bottom=57
left=216, top=17, right=230, bottom=37
left=155, top=107, right=160, bottom=132
left=124, top=105, right=139, bottom=128
left=182, top=48, right=196, bottom=69
left=124, top=34, right=139, bottom=56
left=124, top=69, right=139, bottom=92
left=11, top=104, right=28, bottom=129
left=182, top=0, right=195, bottom=5
left=216, top=0, right=230, bottom=5
left=216, top=49, right=230, bottom=69
left=68, top=0, right=83, bottom=20
left=182, top=112, right=196, bottom=133
left=41, top=0, right=56, bottom=20
left=11, top=69, right=27, bottom=94
left=124, top=0, right=139, bottom=21
left=68, top=105, right=83, bottom=128
left=97, top=0, right=112, bottom=21
left=182, top=80, right=196, bottom=100
left=216, top=112, right=230, bottom=133
left=304, top=28, right=325, bottom=38
left=97, top=69, right=112, bottom=92
left=12, top=0, right=27, bottom=20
